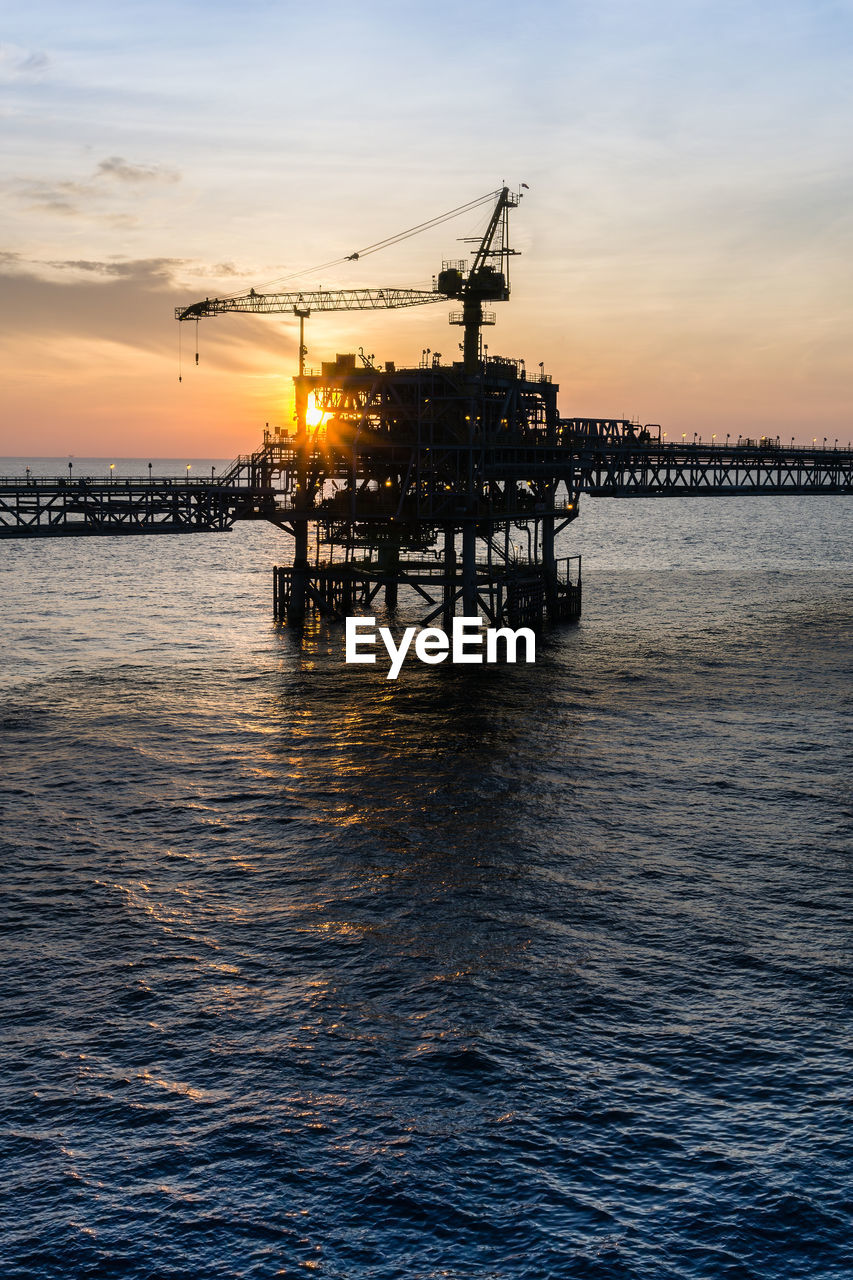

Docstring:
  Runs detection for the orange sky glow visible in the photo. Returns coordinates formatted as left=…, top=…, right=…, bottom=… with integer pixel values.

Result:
left=2, top=1, right=851, bottom=458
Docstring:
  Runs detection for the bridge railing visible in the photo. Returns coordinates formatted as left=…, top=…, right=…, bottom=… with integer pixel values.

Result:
left=0, top=474, right=233, bottom=487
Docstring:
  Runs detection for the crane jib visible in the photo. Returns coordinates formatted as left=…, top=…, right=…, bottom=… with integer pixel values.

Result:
left=175, top=288, right=448, bottom=320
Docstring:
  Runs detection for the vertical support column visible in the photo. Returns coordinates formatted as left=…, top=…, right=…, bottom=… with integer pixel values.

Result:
left=504, top=480, right=514, bottom=559
left=289, top=521, right=309, bottom=624
left=463, top=299, right=483, bottom=375
left=542, top=509, right=558, bottom=622
left=289, top=369, right=310, bottom=624
left=462, top=520, right=478, bottom=617
left=443, top=523, right=457, bottom=629
left=341, top=569, right=354, bottom=614
left=380, top=536, right=400, bottom=610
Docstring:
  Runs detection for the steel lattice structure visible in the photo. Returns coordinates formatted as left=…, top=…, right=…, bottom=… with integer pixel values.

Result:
left=176, top=288, right=445, bottom=320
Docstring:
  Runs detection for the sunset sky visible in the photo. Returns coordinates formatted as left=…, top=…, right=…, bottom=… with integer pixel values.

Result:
left=2, top=0, right=851, bottom=457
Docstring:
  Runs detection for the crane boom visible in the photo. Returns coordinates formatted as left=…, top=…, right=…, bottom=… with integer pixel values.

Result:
left=175, top=287, right=446, bottom=321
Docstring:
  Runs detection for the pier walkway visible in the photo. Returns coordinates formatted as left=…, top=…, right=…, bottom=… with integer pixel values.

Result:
left=2, top=440, right=851, bottom=538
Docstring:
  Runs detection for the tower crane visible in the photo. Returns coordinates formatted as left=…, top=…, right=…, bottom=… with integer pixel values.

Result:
left=174, top=186, right=522, bottom=376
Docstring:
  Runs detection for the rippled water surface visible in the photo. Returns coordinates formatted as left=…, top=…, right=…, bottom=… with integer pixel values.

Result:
left=1, top=466, right=851, bottom=1279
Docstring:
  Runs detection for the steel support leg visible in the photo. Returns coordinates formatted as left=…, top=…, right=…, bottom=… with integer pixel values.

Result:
left=443, top=524, right=457, bottom=629
left=380, top=539, right=399, bottom=610
left=288, top=520, right=308, bottom=624
left=462, top=521, right=477, bottom=617
left=542, top=514, right=558, bottom=622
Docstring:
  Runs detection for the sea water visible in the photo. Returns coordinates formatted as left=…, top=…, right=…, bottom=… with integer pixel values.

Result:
left=1, top=460, right=850, bottom=1279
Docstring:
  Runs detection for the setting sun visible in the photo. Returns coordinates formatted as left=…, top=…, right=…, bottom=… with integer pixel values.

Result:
left=305, top=393, right=327, bottom=428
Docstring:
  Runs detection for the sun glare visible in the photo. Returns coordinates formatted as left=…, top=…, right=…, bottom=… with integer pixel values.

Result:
left=305, top=393, right=326, bottom=428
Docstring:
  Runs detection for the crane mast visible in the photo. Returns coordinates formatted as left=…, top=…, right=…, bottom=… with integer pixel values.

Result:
left=437, top=185, right=518, bottom=373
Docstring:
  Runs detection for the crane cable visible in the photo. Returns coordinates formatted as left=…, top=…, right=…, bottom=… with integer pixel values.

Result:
left=340, top=188, right=502, bottom=261
left=216, top=188, right=502, bottom=301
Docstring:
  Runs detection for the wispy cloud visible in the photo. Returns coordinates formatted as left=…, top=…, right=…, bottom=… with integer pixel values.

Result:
left=0, top=42, right=50, bottom=79
left=96, top=155, right=180, bottom=185
left=44, top=257, right=181, bottom=278
left=0, top=255, right=286, bottom=364
left=15, top=179, right=86, bottom=217
left=0, top=257, right=183, bottom=350
left=10, top=155, right=181, bottom=221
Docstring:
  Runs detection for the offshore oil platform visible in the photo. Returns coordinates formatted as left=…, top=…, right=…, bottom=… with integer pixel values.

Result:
left=2, top=186, right=851, bottom=629
left=182, top=185, right=585, bottom=629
